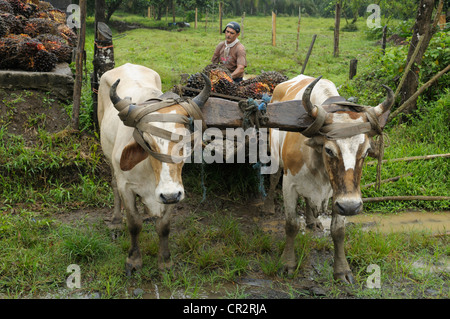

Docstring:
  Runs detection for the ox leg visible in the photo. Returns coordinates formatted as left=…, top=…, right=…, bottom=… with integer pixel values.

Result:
left=304, top=198, right=324, bottom=232
left=122, top=192, right=143, bottom=276
left=261, top=168, right=282, bottom=214
left=156, top=209, right=173, bottom=270
left=281, top=183, right=300, bottom=275
left=110, top=175, right=123, bottom=239
left=330, top=212, right=355, bottom=284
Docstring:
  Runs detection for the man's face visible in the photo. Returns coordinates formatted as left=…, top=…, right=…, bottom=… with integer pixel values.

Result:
left=225, top=27, right=239, bottom=43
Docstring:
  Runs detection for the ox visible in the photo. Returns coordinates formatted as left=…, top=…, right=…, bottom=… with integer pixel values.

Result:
left=266, top=74, right=393, bottom=283
left=97, top=63, right=210, bottom=274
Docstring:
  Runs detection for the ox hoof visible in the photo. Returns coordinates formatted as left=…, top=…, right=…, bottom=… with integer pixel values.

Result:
left=280, top=255, right=297, bottom=277
left=158, top=259, right=173, bottom=271
left=125, top=258, right=143, bottom=277
left=110, top=229, right=122, bottom=241
left=333, top=270, right=355, bottom=285
left=107, top=222, right=123, bottom=240
left=306, top=221, right=324, bottom=232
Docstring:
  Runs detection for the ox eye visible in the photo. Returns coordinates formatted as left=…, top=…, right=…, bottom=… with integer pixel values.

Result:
left=325, top=147, right=335, bottom=158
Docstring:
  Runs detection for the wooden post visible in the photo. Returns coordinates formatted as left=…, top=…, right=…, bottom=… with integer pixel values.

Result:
left=272, top=11, right=276, bottom=46
left=296, top=6, right=301, bottom=51
left=301, top=34, right=317, bottom=74
left=147, top=6, right=150, bottom=19
left=172, top=0, right=175, bottom=23
left=381, top=25, right=387, bottom=55
left=219, top=2, right=222, bottom=35
left=349, top=58, right=358, bottom=79
left=439, top=14, right=446, bottom=30
left=195, top=8, right=197, bottom=29
left=205, top=10, right=208, bottom=32
left=241, top=12, right=245, bottom=39
left=91, top=22, right=115, bottom=130
left=333, top=1, right=341, bottom=57
left=72, top=0, right=86, bottom=131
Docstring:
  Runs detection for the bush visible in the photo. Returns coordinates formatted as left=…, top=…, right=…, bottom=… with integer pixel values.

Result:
left=341, top=22, right=358, bottom=32
left=185, top=10, right=203, bottom=23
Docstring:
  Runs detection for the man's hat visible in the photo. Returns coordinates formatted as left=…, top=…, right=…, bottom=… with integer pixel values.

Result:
left=223, top=21, right=240, bottom=33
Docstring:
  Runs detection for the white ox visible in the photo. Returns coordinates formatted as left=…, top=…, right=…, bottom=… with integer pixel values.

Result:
left=97, top=63, right=210, bottom=274
left=266, top=74, right=393, bottom=283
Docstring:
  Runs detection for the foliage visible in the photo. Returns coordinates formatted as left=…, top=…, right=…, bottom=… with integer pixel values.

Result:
left=85, top=0, right=425, bottom=20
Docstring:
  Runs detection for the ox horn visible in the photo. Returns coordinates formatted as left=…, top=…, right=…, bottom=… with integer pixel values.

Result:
left=110, top=79, right=132, bottom=112
left=302, top=76, right=322, bottom=118
left=192, top=73, right=211, bottom=108
left=373, top=84, right=395, bottom=116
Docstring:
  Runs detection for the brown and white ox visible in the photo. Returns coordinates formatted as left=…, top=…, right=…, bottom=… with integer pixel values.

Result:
left=97, top=63, right=210, bottom=275
left=267, top=74, right=393, bottom=283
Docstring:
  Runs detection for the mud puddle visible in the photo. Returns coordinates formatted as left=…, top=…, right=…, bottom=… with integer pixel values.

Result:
left=345, top=211, right=450, bottom=234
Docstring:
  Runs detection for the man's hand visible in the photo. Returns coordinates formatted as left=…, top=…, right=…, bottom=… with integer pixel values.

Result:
left=231, top=65, right=245, bottom=79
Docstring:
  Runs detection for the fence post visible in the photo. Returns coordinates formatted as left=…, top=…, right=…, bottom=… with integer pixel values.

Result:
left=301, top=34, right=316, bottom=74
left=195, top=8, right=198, bottom=29
left=296, top=6, right=301, bottom=51
left=72, top=0, right=86, bottom=131
left=241, top=12, right=245, bottom=39
left=381, top=25, right=387, bottom=55
left=349, top=58, right=358, bottom=80
left=333, top=2, right=341, bottom=57
left=219, top=2, right=223, bottom=35
left=272, top=11, right=276, bottom=46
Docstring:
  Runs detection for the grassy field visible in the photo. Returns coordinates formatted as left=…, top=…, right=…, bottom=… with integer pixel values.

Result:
left=105, top=14, right=379, bottom=90
left=0, top=13, right=449, bottom=300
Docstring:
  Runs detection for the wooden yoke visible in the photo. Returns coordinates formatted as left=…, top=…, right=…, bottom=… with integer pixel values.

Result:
left=199, top=97, right=391, bottom=132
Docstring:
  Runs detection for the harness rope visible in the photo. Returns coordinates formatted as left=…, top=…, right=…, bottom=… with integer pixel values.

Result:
left=301, top=100, right=387, bottom=190
left=118, top=97, right=205, bottom=164
left=237, top=94, right=272, bottom=198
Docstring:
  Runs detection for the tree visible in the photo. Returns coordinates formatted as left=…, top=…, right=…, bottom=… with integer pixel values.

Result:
left=397, top=0, right=437, bottom=118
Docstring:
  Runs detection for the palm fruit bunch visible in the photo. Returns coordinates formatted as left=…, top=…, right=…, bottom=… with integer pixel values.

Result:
left=36, top=33, right=71, bottom=63
left=0, top=0, right=76, bottom=72
left=185, top=64, right=288, bottom=100
left=0, top=33, right=26, bottom=68
left=186, top=64, right=238, bottom=97
left=7, top=0, right=37, bottom=18
left=23, top=17, right=56, bottom=37
left=0, top=15, right=7, bottom=37
left=0, top=0, right=13, bottom=14
left=237, top=81, right=272, bottom=99
left=239, top=71, right=288, bottom=92
left=0, top=12, right=25, bottom=34
left=208, top=68, right=238, bottom=96
left=15, top=36, right=56, bottom=71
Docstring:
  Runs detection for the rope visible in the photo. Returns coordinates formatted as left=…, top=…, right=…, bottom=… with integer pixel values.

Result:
left=237, top=94, right=272, bottom=199
left=117, top=97, right=205, bottom=164
left=301, top=100, right=390, bottom=190
left=238, top=94, right=270, bottom=130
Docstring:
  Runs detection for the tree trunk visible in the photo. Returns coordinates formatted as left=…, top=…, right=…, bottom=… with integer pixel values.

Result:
left=333, top=2, right=341, bottom=58
left=397, top=0, right=435, bottom=118
left=95, top=0, right=105, bottom=29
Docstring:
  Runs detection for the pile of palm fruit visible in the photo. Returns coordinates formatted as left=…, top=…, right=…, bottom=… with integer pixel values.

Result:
left=186, top=64, right=288, bottom=99
left=0, top=0, right=76, bottom=72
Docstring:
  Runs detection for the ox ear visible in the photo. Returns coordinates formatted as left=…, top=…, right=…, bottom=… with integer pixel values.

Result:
left=305, top=136, right=325, bottom=153
left=120, top=141, right=149, bottom=171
